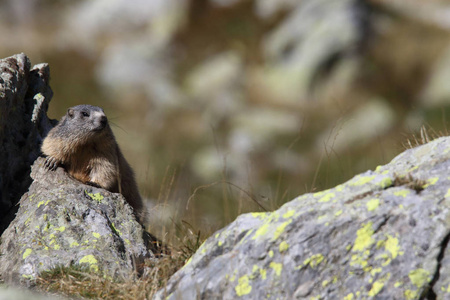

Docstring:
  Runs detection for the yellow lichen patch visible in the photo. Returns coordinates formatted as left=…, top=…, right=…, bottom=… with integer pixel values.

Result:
left=370, top=267, right=382, bottom=276
left=408, top=269, right=430, bottom=288
left=368, top=280, right=384, bottom=297
left=218, top=240, right=223, bottom=246
left=378, top=177, right=392, bottom=188
left=336, top=184, right=345, bottom=192
left=92, top=232, right=100, bottom=238
left=423, top=177, right=439, bottom=188
left=87, top=192, right=104, bottom=202
left=445, top=188, right=450, bottom=198
left=259, top=268, right=267, bottom=280
left=37, top=200, right=50, bottom=208
left=344, top=293, right=354, bottom=300
left=282, top=209, right=295, bottom=219
left=351, top=253, right=368, bottom=268
left=318, top=192, right=335, bottom=203
left=351, top=175, right=376, bottom=186
left=366, top=199, right=380, bottom=211
left=335, top=210, right=343, bottom=216
left=303, top=254, right=325, bottom=269
left=279, top=241, right=289, bottom=252
left=250, top=265, right=265, bottom=281
left=22, top=248, right=32, bottom=260
left=273, top=220, right=292, bottom=240
left=404, top=289, right=418, bottom=300
left=322, top=279, right=330, bottom=287
left=70, top=241, right=80, bottom=247
left=43, top=224, right=50, bottom=232
left=317, top=215, right=327, bottom=221
left=269, top=250, right=274, bottom=258
left=251, top=212, right=269, bottom=219
left=270, top=262, right=282, bottom=276
left=352, top=222, right=374, bottom=252
left=394, top=281, right=403, bottom=288
left=393, top=189, right=410, bottom=198
left=375, top=253, right=392, bottom=267
left=235, top=275, right=252, bottom=296
left=55, top=226, right=65, bottom=232
left=252, top=265, right=258, bottom=273
left=385, top=234, right=402, bottom=259
left=253, top=223, right=270, bottom=240
left=79, top=255, right=99, bottom=272
left=313, top=190, right=328, bottom=198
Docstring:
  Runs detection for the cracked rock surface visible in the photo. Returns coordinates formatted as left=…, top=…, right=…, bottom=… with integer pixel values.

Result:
left=156, top=136, right=450, bottom=299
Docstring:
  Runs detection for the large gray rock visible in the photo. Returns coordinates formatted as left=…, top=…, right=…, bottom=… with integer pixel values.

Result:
left=0, top=53, right=53, bottom=234
left=0, top=53, right=157, bottom=286
left=155, top=136, right=450, bottom=299
left=0, top=157, right=153, bottom=285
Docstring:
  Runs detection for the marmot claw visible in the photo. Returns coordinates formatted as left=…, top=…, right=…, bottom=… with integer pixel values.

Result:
left=44, top=156, right=60, bottom=171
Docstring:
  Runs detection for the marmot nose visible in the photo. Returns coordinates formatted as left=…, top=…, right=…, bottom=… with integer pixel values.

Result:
left=100, top=115, right=107, bottom=127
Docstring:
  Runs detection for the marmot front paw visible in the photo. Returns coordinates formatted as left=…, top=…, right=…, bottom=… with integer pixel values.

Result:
left=43, top=156, right=61, bottom=171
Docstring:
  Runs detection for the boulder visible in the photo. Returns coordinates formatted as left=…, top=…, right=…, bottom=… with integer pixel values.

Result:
left=0, top=53, right=53, bottom=234
left=0, top=54, right=157, bottom=286
left=0, top=157, right=153, bottom=285
left=155, top=136, right=450, bottom=299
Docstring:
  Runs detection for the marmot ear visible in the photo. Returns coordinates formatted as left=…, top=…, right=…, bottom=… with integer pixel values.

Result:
left=67, top=108, right=74, bottom=118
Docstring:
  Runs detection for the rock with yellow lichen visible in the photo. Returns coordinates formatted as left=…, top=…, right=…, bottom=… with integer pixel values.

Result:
left=155, top=136, right=450, bottom=299
left=0, top=157, right=153, bottom=285
left=0, top=53, right=159, bottom=286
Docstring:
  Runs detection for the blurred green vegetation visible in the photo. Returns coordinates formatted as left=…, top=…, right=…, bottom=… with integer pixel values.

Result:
left=1, top=0, right=450, bottom=239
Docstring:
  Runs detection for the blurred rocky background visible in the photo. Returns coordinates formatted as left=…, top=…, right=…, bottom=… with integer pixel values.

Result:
left=2, top=0, right=450, bottom=240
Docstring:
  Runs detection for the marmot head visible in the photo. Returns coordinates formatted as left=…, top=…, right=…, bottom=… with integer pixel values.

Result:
left=61, top=105, right=110, bottom=140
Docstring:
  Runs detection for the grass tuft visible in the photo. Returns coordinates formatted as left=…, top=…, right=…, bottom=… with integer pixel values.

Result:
left=36, top=230, right=203, bottom=299
left=393, top=173, right=426, bottom=193
left=404, top=125, right=447, bottom=149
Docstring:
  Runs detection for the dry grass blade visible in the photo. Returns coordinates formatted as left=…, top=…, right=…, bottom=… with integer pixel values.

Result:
left=186, top=180, right=268, bottom=212
left=404, top=124, right=447, bottom=149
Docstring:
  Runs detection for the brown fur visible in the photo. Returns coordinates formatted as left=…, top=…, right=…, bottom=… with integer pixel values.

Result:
left=41, top=105, right=144, bottom=220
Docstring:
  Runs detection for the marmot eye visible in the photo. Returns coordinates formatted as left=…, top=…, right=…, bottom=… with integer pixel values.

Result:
left=82, top=112, right=89, bottom=117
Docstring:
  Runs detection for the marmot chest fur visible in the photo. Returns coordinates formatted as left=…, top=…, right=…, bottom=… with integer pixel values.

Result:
left=41, top=105, right=143, bottom=217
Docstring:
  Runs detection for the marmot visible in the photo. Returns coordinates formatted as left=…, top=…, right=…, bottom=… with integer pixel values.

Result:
left=41, top=104, right=144, bottom=220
